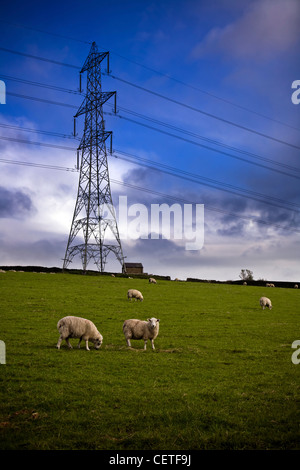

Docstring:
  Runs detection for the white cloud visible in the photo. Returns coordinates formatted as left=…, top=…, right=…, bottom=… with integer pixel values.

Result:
left=191, top=0, right=300, bottom=62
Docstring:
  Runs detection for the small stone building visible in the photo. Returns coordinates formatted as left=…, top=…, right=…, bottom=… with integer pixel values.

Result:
left=123, top=262, right=144, bottom=275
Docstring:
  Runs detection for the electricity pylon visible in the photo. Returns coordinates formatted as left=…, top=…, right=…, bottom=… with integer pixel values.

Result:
left=63, top=42, right=126, bottom=273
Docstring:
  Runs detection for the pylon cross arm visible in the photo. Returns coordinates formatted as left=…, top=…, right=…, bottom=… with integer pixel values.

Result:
left=75, top=92, right=116, bottom=118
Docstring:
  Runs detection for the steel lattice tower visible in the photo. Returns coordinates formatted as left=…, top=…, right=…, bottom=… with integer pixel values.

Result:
left=63, top=42, right=126, bottom=273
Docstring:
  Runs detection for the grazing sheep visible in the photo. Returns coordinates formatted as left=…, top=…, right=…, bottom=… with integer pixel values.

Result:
left=243, top=281, right=247, bottom=285
left=123, top=318, right=160, bottom=350
left=149, top=277, right=157, bottom=284
left=259, top=296, right=272, bottom=310
left=294, top=284, right=298, bottom=289
left=127, top=289, right=143, bottom=301
left=56, top=316, right=103, bottom=351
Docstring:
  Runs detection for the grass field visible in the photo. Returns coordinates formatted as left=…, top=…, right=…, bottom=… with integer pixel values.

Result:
left=0, top=271, right=299, bottom=450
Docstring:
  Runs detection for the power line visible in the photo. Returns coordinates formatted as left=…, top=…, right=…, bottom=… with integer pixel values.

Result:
left=0, top=157, right=299, bottom=234
left=7, top=91, right=78, bottom=109
left=0, top=135, right=75, bottom=151
left=112, top=149, right=300, bottom=210
left=106, top=55, right=300, bottom=133
left=5, top=90, right=300, bottom=180
left=0, top=122, right=79, bottom=141
left=0, top=46, right=80, bottom=69
left=2, top=121, right=299, bottom=210
left=112, top=113, right=300, bottom=180
left=0, top=20, right=92, bottom=45
left=4, top=117, right=300, bottom=199
left=2, top=19, right=299, bottom=133
left=0, top=157, right=77, bottom=172
left=110, top=178, right=300, bottom=234
left=109, top=74, right=300, bottom=150
left=0, top=130, right=299, bottom=213
left=115, top=107, right=300, bottom=174
left=1, top=47, right=299, bottom=149
left=1, top=74, right=83, bottom=95
left=4, top=73, right=300, bottom=175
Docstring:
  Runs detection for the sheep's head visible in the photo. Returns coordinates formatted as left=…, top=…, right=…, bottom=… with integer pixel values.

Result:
left=94, top=334, right=103, bottom=349
left=147, top=317, right=160, bottom=329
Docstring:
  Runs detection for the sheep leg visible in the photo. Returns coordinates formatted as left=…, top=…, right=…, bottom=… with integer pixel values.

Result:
left=144, top=340, right=147, bottom=350
left=151, top=339, right=155, bottom=350
left=56, top=336, right=63, bottom=349
left=77, top=338, right=82, bottom=349
left=126, top=338, right=131, bottom=347
left=65, top=338, right=73, bottom=349
left=85, top=340, right=90, bottom=351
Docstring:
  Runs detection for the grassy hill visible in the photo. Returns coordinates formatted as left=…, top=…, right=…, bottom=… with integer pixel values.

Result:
left=0, top=271, right=299, bottom=449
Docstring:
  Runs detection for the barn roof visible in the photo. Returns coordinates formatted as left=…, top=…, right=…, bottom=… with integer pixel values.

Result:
left=124, top=262, right=143, bottom=268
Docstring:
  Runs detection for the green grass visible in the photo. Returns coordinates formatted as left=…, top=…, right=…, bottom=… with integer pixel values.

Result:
left=0, top=271, right=299, bottom=449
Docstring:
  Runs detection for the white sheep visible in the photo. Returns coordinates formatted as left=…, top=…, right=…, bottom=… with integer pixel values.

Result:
left=259, top=296, right=272, bottom=310
left=56, top=316, right=103, bottom=351
left=294, top=284, right=298, bottom=289
left=149, top=277, right=157, bottom=284
left=127, top=289, right=143, bottom=301
left=123, top=317, right=160, bottom=350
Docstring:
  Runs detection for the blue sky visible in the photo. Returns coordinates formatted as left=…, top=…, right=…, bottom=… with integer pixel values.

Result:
left=0, top=0, right=299, bottom=281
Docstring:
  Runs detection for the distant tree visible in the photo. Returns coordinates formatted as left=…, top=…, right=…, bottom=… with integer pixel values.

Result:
left=239, top=269, right=254, bottom=281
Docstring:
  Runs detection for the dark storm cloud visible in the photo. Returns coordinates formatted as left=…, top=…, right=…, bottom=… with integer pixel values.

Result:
left=0, top=186, right=35, bottom=218
left=0, top=236, right=66, bottom=266
left=118, top=164, right=300, bottom=240
left=122, top=237, right=205, bottom=274
left=217, top=219, right=248, bottom=237
left=122, top=166, right=169, bottom=193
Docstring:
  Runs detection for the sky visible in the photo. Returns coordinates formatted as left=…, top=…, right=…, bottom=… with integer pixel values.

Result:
left=0, top=0, right=299, bottom=281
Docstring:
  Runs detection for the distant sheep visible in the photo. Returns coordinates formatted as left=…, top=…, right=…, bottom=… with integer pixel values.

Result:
left=294, top=284, right=298, bottom=289
left=123, top=318, right=160, bottom=350
left=149, top=278, right=157, bottom=284
left=56, top=316, right=103, bottom=351
left=127, top=289, right=143, bottom=301
left=260, top=296, right=272, bottom=310
left=243, top=281, right=247, bottom=285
